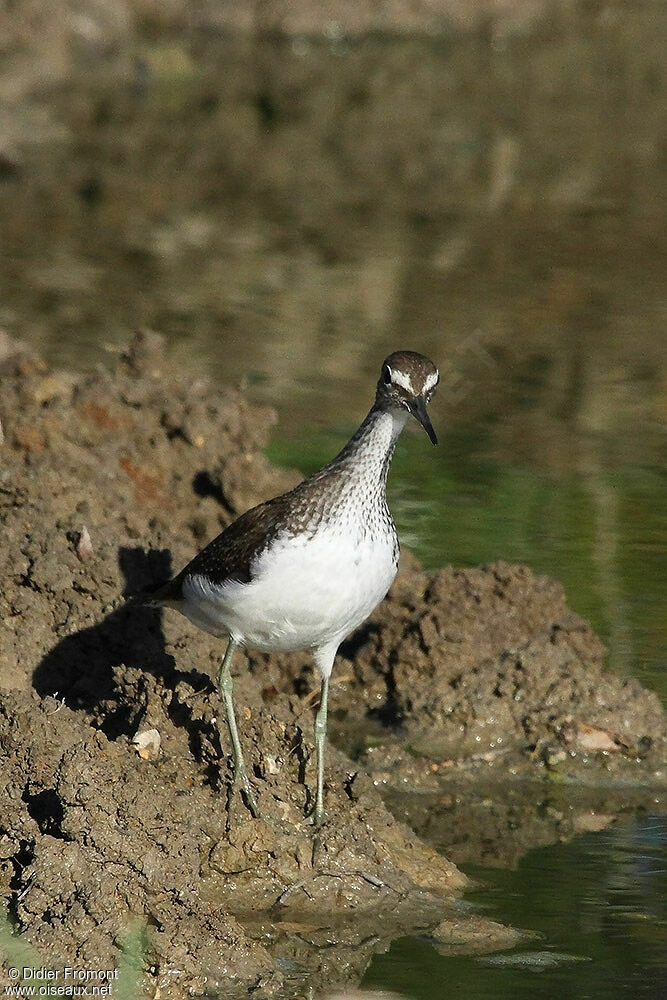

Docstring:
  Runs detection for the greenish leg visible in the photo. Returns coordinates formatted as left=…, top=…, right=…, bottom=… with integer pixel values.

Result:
left=313, top=674, right=330, bottom=827
left=217, top=638, right=259, bottom=818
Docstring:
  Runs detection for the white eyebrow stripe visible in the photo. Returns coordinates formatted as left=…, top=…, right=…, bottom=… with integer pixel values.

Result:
left=423, top=370, right=439, bottom=392
left=389, top=368, right=414, bottom=393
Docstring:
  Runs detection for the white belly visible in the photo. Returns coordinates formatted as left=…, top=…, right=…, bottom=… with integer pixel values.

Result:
left=180, top=527, right=398, bottom=655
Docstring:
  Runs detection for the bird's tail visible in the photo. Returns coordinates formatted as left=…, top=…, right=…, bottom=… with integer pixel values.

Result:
left=125, top=577, right=181, bottom=609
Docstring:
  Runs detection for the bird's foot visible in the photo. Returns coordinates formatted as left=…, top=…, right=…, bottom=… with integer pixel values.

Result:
left=306, top=804, right=326, bottom=829
left=233, top=768, right=260, bottom=819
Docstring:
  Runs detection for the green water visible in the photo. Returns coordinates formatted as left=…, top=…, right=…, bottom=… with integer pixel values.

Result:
left=362, top=815, right=667, bottom=1000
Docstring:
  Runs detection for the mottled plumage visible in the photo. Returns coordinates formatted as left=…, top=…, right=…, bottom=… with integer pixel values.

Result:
left=148, top=350, right=439, bottom=825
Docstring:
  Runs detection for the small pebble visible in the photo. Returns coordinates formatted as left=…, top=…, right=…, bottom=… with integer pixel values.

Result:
left=133, top=728, right=161, bottom=760
left=76, top=525, right=95, bottom=560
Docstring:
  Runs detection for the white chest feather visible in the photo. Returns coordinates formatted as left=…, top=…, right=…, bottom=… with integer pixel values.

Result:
left=181, top=520, right=398, bottom=658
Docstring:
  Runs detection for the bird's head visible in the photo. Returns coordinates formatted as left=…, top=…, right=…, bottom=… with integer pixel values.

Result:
left=375, top=350, right=439, bottom=444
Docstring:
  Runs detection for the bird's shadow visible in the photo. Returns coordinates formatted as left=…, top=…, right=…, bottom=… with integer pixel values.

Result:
left=32, top=547, right=219, bottom=752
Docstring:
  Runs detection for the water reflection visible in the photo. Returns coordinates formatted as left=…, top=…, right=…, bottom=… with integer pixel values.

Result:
left=383, top=781, right=664, bottom=870
left=1, top=23, right=665, bottom=460
left=362, top=815, right=667, bottom=1000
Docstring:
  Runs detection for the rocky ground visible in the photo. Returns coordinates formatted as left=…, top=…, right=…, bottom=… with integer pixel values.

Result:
left=0, top=333, right=664, bottom=996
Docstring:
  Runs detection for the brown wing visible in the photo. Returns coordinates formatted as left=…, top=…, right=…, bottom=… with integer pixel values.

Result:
left=149, top=492, right=297, bottom=603
left=148, top=456, right=351, bottom=604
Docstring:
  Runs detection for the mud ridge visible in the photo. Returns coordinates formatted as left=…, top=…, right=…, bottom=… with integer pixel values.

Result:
left=0, top=333, right=466, bottom=996
left=328, top=556, right=666, bottom=788
left=0, top=333, right=664, bottom=994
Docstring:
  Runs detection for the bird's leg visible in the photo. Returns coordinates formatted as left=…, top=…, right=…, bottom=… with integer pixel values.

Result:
left=217, top=637, right=259, bottom=818
left=312, top=673, right=330, bottom=827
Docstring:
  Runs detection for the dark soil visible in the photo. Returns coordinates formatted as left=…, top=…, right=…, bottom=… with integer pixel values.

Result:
left=0, top=333, right=664, bottom=995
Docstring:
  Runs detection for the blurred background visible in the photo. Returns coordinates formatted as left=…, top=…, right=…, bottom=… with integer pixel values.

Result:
left=2, top=0, right=663, bottom=696
left=1, top=3, right=665, bottom=996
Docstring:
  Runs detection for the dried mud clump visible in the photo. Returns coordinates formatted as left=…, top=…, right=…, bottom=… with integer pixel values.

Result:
left=337, top=559, right=666, bottom=785
left=0, top=694, right=274, bottom=997
left=0, top=687, right=464, bottom=996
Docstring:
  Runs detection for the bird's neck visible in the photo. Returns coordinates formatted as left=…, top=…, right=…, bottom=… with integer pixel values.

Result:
left=326, top=404, right=408, bottom=488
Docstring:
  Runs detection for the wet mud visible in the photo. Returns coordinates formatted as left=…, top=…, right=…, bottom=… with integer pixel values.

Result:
left=330, top=556, right=666, bottom=785
left=0, top=335, right=664, bottom=994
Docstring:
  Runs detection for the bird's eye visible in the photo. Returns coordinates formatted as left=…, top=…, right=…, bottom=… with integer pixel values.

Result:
left=382, top=366, right=392, bottom=385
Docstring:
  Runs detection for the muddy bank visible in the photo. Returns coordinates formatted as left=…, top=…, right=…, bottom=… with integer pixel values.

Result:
left=0, top=334, right=664, bottom=993
left=325, top=558, right=666, bottom=787
left=0, top=688, right=465, bottom=998
left=0, top=333, right=466, bottom=996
